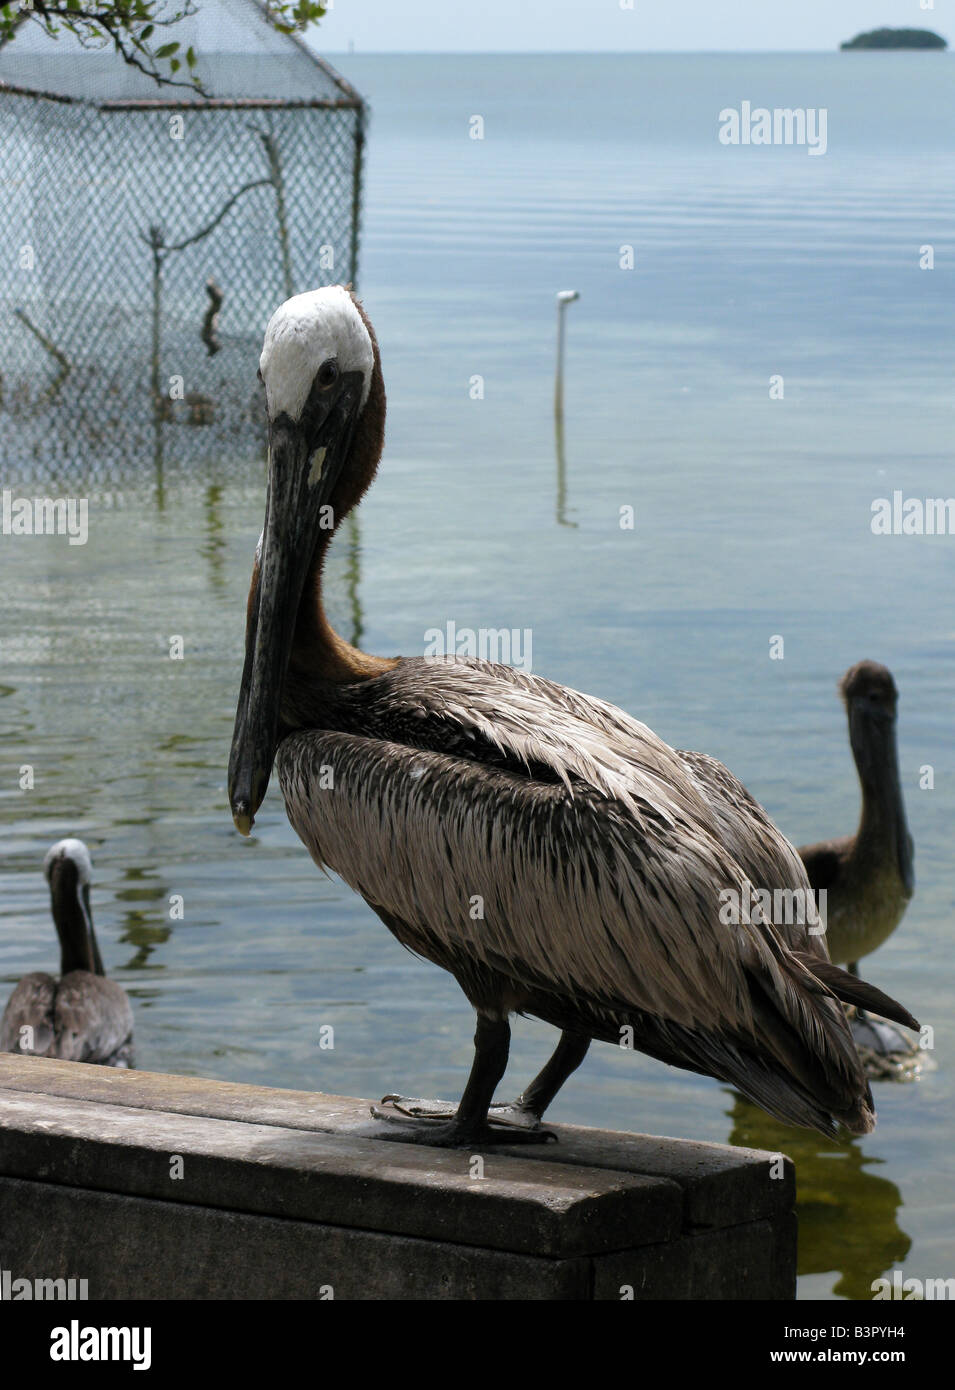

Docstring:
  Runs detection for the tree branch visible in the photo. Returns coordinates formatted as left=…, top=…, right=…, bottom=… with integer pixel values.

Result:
left=0, top=2, right=327, bottom=93
left=165, top=177, right=273, bottom=252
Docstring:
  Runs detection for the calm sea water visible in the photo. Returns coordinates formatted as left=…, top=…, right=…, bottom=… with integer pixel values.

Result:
left=1, top=54, right=953, bottom=1300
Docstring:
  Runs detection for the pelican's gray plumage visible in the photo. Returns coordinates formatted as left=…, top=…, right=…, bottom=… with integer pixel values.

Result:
left=229, top=286, right=917, bottom=1145
left=0, top=839, right=134, bottom=1067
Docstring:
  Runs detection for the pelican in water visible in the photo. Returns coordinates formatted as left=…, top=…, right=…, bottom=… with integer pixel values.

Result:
left=0, top=839, right=134, bottom=1067
left=799, top=662, right=918, bottom=1068
left=229, top=286, right=917, bottom=1146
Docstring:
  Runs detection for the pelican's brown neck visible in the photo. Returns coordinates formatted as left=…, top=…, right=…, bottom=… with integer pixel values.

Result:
left=847, top=704, right=914, bottom=898
left=49, top=860, right=103, bottom=977
left=291, top=529, right=398, bottom=686
left=850, top=715, right=904, bottom=846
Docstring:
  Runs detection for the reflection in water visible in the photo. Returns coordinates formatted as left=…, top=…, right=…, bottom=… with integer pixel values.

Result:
left=727, top=1093, right=910, bottom=1300
left=201, top=484, right=227, bottom=594
left=553, top=412, right=577, bottom=529
left=114, top=866, right=173, bottom=972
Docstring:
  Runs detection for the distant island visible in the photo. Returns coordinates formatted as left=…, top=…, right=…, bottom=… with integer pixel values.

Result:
left=841, top=28, right=947, bottom=50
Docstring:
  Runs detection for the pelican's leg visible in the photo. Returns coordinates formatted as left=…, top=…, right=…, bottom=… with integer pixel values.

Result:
left=844, top=961, right=920, bottom=1067
left=848, top=961, right=869, bottom=1021
left=487, top=1029, right=591, bottom=1128
left=372, top=1013, right=557, bottom=1147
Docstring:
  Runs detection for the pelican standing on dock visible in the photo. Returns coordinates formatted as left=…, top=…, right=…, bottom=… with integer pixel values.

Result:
left=229, top=287, right=917, bottom=1146
left=0, top=839, right=134, bottom=1067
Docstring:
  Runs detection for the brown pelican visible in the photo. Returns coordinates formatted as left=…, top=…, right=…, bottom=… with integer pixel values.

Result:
left=0, top=839, right=134, bottom=1066
left=229, top=286, right=917, bottom=1146
left=799, top=662, right=917, bottom=1064
left=799, top=662, right=914, bottom=971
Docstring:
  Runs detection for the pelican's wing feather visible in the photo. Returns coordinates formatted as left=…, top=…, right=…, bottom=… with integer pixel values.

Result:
left=0, top=973, right=57, bottom=1056
left=53, top=973, right=135, bottom=1067
left=799, top=836, right=852, bottom=892
left=676, top=748, right=830, bottom=959
left=361, top=658, right=718, bottom=834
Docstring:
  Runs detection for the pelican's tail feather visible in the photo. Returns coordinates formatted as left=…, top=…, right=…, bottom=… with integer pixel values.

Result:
left=691, top=1015, right=875, bottom=1138
left=573, top=997, right=876, bottom=1139
left=733, top=948, right=878, bottom=1136
left=792, top=952, right=919, bottom=1032
left=710, top=1044, right=873, bottom=1138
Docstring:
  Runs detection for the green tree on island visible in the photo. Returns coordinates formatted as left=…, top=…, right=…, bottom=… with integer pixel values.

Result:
left=841, top=27, right=947, bottom=50
left=0, top=1, right=326, bottom=88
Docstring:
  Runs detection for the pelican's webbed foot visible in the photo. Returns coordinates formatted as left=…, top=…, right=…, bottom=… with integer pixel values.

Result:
left=846, top=1007, right=926, bottom=1081
left=370, top=1095, right=556, bottom=1147
left=367, top=1018, right=588, bottom=1148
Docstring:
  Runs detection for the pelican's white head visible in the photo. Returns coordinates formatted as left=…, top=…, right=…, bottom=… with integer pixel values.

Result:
left=259, top=285, right=375, bottom=423
left=44, top=838, right=93, bottom=887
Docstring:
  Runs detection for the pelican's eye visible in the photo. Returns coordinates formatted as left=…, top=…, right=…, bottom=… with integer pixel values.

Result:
left=317, top=359, right=339, bottom=389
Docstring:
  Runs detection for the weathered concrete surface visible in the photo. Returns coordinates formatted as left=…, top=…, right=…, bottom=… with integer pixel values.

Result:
left=0, top=1177, right=591, bottom=1301
left=0, top=1088, right=680, bottom=1258
left=594, top=1217, right=798, bottom=1301
left=0, top=1055, right=796, bottom=1299
left=0, top=1056, right=792, bottom=1226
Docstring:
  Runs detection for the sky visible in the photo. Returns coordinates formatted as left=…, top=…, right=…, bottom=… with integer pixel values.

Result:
left=312, top=0, right=952, bottom=53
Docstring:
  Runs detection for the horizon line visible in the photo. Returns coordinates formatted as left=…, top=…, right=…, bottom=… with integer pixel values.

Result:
left=315, top=47, right=951, bottom=57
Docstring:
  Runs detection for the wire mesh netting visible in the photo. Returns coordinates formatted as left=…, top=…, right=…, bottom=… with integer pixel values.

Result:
left=0, top=0, right=365, bottom=489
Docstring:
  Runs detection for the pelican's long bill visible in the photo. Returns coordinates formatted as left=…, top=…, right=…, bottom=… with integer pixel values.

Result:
left=228, top=368, right=365, bottom=835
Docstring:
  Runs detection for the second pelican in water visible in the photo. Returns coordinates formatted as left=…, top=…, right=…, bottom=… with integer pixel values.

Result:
left=229, top=287, right=917, bottom=1146
left=800, top=662, right=918, bottom=1067
left=0, top=839, right=134, bottom=1066
left=799, top=661, right=914, bottom=973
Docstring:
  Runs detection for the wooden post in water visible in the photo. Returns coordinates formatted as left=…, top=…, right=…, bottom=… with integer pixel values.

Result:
left=554, top=290, right=579, bottom=525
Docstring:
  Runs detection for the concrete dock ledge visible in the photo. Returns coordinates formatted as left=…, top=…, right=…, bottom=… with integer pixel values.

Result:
left=0, top=1055, right=795, bottom=1300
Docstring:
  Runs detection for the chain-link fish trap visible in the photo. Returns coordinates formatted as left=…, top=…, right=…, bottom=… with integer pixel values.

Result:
left=0, top=0, right=365, bottom=490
